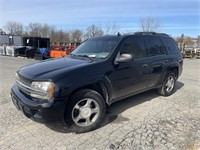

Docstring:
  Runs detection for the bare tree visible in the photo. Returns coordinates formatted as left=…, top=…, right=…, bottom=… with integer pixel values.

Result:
left=184, top=36, right=194, bottom=46
left=40, top=24, right=55, bottom=38
left=176, top=34, right=194, bottom=51
left=28, top=23, right=42, bottom=37
left=176, top=34, right=185, bottom=51
left=140, top=17, right=161, bottom=32
left=70, top=29, right=83, bottom=43
left=84, top=24, right=104, bottom=39
left=105, top=21, right=119, bottom=34
left=3, top=21, right=118, bottom=45
left=4, top=21, right=23, bottom=36
left=51, top=29, right=70, bottom=44
left=26, top=23, right=55, bottom=38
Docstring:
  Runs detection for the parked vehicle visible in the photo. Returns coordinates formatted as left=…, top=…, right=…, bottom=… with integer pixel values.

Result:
left=11, top=32, right=183, bottom=133
left=196, top=50, right=200, bottom=59
left=184, top=48, right=192, bottom=58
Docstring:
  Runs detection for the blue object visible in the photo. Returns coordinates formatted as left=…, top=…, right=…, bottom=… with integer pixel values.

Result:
left=39, top=48, right=49, bottom=56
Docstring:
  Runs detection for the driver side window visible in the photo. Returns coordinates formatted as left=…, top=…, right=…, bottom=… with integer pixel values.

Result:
left=120, top=36, right=146, bottom=59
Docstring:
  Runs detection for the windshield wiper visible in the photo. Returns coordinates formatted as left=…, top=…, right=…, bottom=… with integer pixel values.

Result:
left=70, top=53, right=79, bottom=57
left=70, top=54, right=95, bottom=61
left=78, top=55, right=95, bottom=61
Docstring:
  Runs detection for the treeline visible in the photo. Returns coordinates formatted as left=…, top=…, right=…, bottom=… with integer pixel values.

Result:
left=2, top=21, right=119, bottom=44
left=175, top=33, right=197, bottom=50
left=1, top=19, right=197, bottom=46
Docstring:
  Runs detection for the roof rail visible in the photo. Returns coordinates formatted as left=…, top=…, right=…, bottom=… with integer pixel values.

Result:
left=123, top=32, right=135, bottom=35
left=134, top=32, right=169, bottom=36
left=158, top=33, right=169, bottom=36
left=134, top=32, right=156, bottom=35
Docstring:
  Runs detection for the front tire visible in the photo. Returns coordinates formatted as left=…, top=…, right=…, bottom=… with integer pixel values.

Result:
left=157, top=71, right=176, bottom=96
left=65, top=89, right=106, bottom=133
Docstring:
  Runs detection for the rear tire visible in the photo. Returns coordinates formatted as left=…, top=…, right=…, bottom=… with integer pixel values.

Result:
left=65, top=89, right=106, bottom=133
left=157, top=71, right=176, bottom=96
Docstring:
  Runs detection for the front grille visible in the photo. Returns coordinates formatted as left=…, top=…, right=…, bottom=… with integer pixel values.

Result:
left=15, top=77, right=32, bottom=96
left=15, top=74, right=46, bottom=97
left=18, top=74, right=32, bottom=86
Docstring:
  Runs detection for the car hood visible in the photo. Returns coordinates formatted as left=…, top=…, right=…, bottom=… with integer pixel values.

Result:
left=18, top=57, right=92, bottom=80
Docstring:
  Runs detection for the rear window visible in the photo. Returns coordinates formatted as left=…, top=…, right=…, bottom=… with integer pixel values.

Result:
left=145, top=36, right=167, bottom=56
left=161, top=37, right=180, bottom=54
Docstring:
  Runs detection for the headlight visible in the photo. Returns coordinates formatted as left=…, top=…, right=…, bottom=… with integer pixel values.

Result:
left=31, top=81, right=55, bottom=101
left=15, top=73, right=20, bottom=81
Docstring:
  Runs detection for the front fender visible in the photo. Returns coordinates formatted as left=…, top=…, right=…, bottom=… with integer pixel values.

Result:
left=56, top=74, right=114, bottom=103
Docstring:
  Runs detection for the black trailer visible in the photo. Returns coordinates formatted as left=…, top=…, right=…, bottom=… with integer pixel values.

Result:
left=22, top=37, right=50, bottom=59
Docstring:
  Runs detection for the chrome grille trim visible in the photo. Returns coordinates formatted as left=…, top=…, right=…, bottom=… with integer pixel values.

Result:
left=15, top=79, right=46, bottom=96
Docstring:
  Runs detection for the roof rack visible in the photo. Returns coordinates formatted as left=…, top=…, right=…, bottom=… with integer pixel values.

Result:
left=134, top=32, right=169, bottom=36
left=134, top=32, right=156, bottom=35
left=123, top=32, right=135, bottom=35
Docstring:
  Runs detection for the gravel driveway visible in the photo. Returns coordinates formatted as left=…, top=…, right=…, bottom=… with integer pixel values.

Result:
left=0, top=56, right=200, bottom=150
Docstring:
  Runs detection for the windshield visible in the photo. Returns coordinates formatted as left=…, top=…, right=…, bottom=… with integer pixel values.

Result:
left=185, top=48, right=192, bottom=52
left=185, top=51, right=192, bottom=54
left=71, top=37, right=120, bottom=59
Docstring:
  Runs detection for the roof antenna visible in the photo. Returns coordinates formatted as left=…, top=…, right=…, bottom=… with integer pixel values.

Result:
left=117, top=32, right=121, bottom=36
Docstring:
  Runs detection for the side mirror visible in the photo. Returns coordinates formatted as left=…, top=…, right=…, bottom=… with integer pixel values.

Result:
left=116, top=53, right=134, bottom=63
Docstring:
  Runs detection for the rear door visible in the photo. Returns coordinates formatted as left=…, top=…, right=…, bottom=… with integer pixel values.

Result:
left=144, top=35, right=169, bottom=87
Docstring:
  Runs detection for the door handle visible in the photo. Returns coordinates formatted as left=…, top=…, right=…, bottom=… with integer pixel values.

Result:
left=164, top=60, right=169, bottom=64
left=142, top=64, right=148, bottom=67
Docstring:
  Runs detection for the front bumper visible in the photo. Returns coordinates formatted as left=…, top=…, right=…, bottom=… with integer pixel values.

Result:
left=11, top=84, right=67, bottom=124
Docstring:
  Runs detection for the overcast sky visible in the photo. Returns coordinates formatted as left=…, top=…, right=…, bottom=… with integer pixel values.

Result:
left=1, top=0, right=200, bottom=37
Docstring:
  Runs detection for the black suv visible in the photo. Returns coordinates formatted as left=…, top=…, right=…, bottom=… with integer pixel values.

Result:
left=11, top=32, right=183, bottom=133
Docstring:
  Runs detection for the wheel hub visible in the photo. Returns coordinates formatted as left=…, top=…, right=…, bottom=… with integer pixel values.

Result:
left=166, top=76, right=174, bottom=92
left=81, top=108, right=92, bottom=118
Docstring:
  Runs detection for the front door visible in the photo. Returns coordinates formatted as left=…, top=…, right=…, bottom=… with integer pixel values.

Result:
left=107, top=36, right=150, bottom=100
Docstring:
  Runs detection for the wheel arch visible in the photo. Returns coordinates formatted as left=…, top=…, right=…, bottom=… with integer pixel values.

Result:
left=160, top=64, right=179, bottom=86
left=68, top=82, right=110, bottom=105
left=167, top=66, right=179, bottom=79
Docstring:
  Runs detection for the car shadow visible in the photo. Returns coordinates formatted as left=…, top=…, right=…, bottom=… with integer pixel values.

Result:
left=174, top=80, right=184, bottom=92
left=45, top=81, right=184, bottom=133
left=100, top=80, right=184, bottom=128
left=101, top=90, right=158, bottom=128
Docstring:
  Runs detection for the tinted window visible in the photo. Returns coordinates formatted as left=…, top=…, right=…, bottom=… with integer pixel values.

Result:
left=120, top=36, right=146, bottom=59
left=146, top=36, right=166, bottom=56
left=161, top=37, right=180, bottom=54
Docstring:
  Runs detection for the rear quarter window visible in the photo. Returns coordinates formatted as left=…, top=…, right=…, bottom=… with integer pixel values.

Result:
left=161, top=37, right=180, bottom=54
